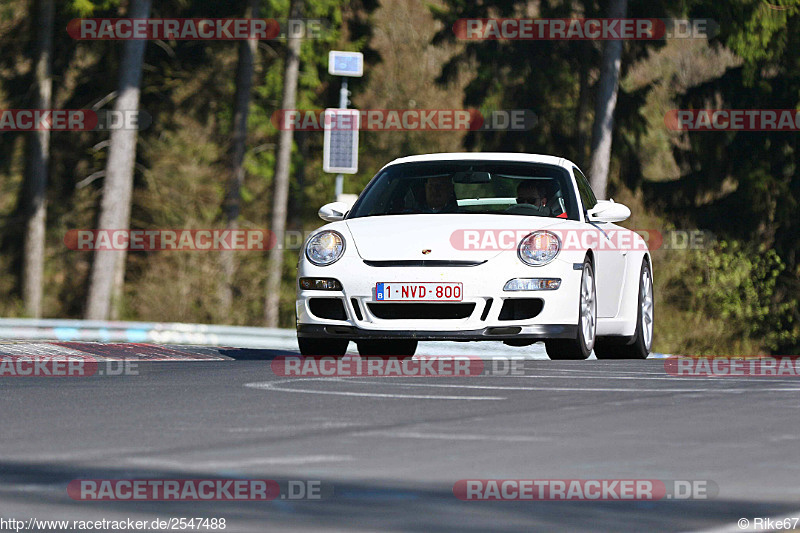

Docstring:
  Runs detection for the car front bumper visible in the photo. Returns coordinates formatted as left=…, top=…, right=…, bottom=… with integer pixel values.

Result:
left=297, top=323, right=578, bottom=341
left=296, top=248, right=584, bottom=342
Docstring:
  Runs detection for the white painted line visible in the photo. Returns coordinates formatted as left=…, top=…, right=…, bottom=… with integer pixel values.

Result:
left=222, top=422, right=357, bottom=433
left=511, top=374, right=800, bottom=382
left=236, top=454, right=354, bottom=466
left=517, top=367, right=800, bottom=380
left=0, top=483, right=65, bottom=493
left=0, top=447, right=161, bottom=463
left=352, top=431, right=550, bottom=442
left=247, top=378, right=800, bottom=396
left=244, top=380, right=505, bottom=400
left=325, top=379, right=800, bottom=393
left=0, top=343, right=90, bottom=356
left=521, top=369, right=672, bottom=376
left=127, top=455, right=354, bottom=469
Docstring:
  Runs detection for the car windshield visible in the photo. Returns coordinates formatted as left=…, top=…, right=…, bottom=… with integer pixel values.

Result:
left=347, top=160, right=579, bottom=220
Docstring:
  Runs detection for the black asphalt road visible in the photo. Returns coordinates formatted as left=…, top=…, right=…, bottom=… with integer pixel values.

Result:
left=2, top=347, right=800, bottom=532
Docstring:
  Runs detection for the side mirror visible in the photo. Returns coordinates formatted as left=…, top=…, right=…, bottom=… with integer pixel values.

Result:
left=318, top=201, right=350, bottom=222
left=586, top=199, right=631, bottom=223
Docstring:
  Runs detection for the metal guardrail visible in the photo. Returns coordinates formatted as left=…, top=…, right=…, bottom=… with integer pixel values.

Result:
left=0, top=318, right=671, bottom=358
left=0, top=318, right=296, bottom=349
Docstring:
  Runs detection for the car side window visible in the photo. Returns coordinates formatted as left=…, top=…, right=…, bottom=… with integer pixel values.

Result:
left=573, top=167, right=597, bottom=211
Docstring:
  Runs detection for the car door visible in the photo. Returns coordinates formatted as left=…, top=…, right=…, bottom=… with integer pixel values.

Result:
left=573, top=167, right=626, bottom=318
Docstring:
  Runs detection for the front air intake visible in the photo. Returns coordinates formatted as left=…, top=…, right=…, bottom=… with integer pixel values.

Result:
left=309, top=298, right=348, bottom=320
left=366, top=302, right=475, bottom=320
left=498, top=299, right=544, bottom=321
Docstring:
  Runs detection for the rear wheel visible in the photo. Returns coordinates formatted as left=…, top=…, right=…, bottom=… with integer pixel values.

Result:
left=545, top=257, right=596, bottom=360
left=297, top=337, right=348, bottom=357
left=595, top=258, right=653, bottom=360
left=357, top=339, right=417, bottom=357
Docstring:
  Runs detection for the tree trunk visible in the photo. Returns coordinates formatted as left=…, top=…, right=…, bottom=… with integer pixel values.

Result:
left=85, top=0, right=151, bottom=320
left=22, top=0, right=54, bottom=318
left=288, top=130, right=307, bottom=230
left=574, top=45, right=591, bottom=169
left=264, top=0, right=303, bottom=327
left=220, top=0, right=260, bottom=314
left=588, top=0, right=628, bottom=200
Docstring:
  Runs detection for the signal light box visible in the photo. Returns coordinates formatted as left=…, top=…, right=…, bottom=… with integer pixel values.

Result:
left=328, top=51, right=364, bottom=77
left=323, top=109, right=359, bottom=174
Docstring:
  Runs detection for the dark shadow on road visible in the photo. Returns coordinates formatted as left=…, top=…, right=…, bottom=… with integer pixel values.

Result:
left=0, top=460, right=794, bottom=532
left=216, top=347, right=296, bottom=360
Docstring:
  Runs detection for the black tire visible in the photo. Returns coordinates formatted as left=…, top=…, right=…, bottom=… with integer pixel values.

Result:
left=356, top=339, right=418, bottom=357
left=297, top=337, right=348, bottom=356
left=545, top=257, right=596, bottom=360
left=594, top=258, right=653, bottom=360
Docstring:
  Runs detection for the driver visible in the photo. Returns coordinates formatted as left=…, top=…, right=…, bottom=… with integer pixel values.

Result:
left=516, top=181, right=548, bottom=208
left=509, top=181, right=554, bottom=216
left=422, top=176, right=458, bottom=213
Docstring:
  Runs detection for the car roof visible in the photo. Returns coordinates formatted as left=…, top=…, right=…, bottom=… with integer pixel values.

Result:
left=382, top=152, right=574, bottom=170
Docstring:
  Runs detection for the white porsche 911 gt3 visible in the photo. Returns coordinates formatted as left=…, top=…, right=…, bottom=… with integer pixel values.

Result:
left=296, top=153, right=653, bottom=360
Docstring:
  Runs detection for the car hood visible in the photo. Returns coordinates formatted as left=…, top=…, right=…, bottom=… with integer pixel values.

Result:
left=344, top=214, right=582, bottom=261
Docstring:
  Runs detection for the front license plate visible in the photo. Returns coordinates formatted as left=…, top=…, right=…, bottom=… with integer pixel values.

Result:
left=375, top=282, right=463, bottom=302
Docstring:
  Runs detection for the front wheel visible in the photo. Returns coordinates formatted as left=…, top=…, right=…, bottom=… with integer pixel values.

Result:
left=297, top=337, right=349, bottom=356
left=595, top=258, right=653, bottom=360
left=545, top=257, right=596, bottom=360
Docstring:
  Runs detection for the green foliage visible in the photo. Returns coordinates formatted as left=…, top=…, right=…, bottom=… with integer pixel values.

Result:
left=68, top=0, right=121, bottom=16
left=696, top=0, right=800, bottom=83
left=655, top=0, right=800, bottom=353
left=430, top=0, right=673, bottom=165
left=662, top=241, right=799, bottom=354
left=694, top=242, right=779, bottom=326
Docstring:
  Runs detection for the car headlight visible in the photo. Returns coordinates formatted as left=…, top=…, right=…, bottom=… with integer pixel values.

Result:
left=305, top=230, right=345, bottom=266
left=518, top=231, right=560, bottom=266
